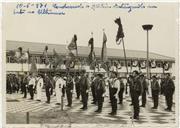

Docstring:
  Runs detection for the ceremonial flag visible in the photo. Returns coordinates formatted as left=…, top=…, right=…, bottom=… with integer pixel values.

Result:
left=52, top=49, right=63, bottom=69
left=43, top=46, right=49, bottom=65
left=114, top=17, right=124, bottom=42
left=30, top=57, right=37, bottom=74
left=101, top=32, right=107, bottom=62
left=15, top=47, right=23, bottom=63
left=68, top=34, right=78, bottom=56
left=88, top=37, right=95, bottom=65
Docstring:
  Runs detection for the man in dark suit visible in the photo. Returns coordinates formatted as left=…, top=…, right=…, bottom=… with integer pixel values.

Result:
left=66, top=74, right=74, bottom=107
left=44, top=73, right=53, bottom=104
left=140, top=74, right=148, bottom=107
left=95, top=73, right=106, bottom=113
left=151, top=75, right=160, bottom=109
left=131, top=70, right=142, bottom=120
left=164, top=73, right=175, bottom=111
left=79, top=70, right=90, bottom=110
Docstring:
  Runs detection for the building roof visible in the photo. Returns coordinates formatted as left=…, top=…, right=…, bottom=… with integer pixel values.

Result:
left=6, top=40, right=175, bottom=62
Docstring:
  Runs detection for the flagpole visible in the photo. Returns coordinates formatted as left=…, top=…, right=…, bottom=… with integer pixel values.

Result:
left=121, top=38, right=129, bottom=75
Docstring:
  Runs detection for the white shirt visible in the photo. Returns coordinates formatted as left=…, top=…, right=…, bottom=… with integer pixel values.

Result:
left=28, top=77, right=36, bottom=87
left=54, top=77, right=65, bottom=89
left=36, top=77, right=43, bottom=88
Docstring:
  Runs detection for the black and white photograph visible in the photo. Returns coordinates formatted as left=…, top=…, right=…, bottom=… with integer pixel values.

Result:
left=2, top=2, right=179, bottom=128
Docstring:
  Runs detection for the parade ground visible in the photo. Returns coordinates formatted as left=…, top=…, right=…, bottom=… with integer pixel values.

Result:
left=6, top=91, right=175, bottom=125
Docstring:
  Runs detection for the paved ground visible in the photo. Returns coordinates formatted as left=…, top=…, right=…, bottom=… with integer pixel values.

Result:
left=6, top=91, right=175, bottom=125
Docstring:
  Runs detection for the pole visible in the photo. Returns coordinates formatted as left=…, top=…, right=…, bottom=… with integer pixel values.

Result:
left=26, top=112, right=29, bottom=124
left=147, top=30, right=149, bottom=80
left=121, top=38, right=129, bottom=75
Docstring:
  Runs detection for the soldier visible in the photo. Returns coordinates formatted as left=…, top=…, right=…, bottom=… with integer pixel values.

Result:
left=118, top=77, right=125, bottom=104
left=91, top=74, right=98, bottom=104
left=66, top=74, right=74, bottom=107
left=131, top=70, right=142, bottom=120
left=54, top=73, right=63, bottom=105
left=22, top=72, right=29, bottom=98
left=164, top=73, right=175, bottom=111
left=151, top=75, right=160, bottom=109
left=36, top=73, right=44, bottom=101
left=95, top=73, right=106, bottom=113
left=74, top=73, right=81, bottom=99
left=139, top=74, right=148, bottom=107
left=44, top=73, right=53, bottom=104
left=127, top=75, right=134, bottom=105
left=79, top=70, right=90, bottom=110
left=28, top=73, right=36, bottom=100
left=108, top=71, right=120, bottom=116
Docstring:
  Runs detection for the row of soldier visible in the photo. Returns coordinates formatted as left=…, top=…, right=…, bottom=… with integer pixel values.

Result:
left=6, top=70, right=175, bottom=120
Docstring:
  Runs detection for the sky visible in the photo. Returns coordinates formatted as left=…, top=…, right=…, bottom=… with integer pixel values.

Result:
left=4, top=2, right=179, bottom=57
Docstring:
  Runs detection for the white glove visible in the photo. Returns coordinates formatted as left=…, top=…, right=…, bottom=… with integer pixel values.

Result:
left=86, top=90, right=89, bottom=93
left=114, top=94, right=118, bottom=99
left=70, top=90, right=73, bottom=93
left=102, top=93, right=105, bottom=97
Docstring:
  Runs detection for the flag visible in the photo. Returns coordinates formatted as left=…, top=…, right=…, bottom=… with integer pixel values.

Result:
left=30, top=57, right=37, bottom=74
left=21, top=49, right=30, bottom=63
left=151, top=60, right=156, bottom=68
left=68, top=34, right=77, bottom=51
left=140, top=61, right=146, bottom=69
left=132, top=60, right=138, bottom=67
left=52, top=49, right=63, bottom=69
left=163, top=62, right=169, bottom=71
left=15, top=47, right=23, bottom=63
left=88, top=37, right=95, bottom=64
left=43, top=46, right=49, bottom=65
left=114, top=17, right=124, bottom=42
left=101, top=32, right=107, bottom=62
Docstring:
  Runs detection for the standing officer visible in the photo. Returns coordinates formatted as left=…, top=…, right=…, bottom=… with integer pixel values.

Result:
left=22, top=72, right=29, bottom=98
left=66, top=74, right=74, bottom=107
left=28, top=73, right=36, bottom=100
left=74, top=73, right=81, bottom=99
left=79, top=70, right=90, bottom=110
left=164, top=73, right=175, bottom=111
left=140, top=74, right=148, bottom=107
left=36, top=73, right=44, bottom=101
left=151, top=75, right=160, bottom=109
left=95, top=73, right=106, bottom=113
left=127, top=75, right=134, bottom=105
left=118, top=77, right=125, bottom=104
left=108, top=71, right=120, bottom=116
left=131, top=70, right=142, bottom=120
left=44, top=73, right=53, bottom=104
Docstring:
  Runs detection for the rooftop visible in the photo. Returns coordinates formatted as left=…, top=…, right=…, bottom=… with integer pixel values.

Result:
left=6, top=40, right=175, bottom=62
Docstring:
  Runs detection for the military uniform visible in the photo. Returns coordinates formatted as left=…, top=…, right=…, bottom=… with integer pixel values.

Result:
left=66, top=75, right=74, bottom=107
left=44, top=75, right=53, bottom=104
left=151, top=77, right=160, bottom=109
left=118, top=79, right=125, bottom=104
left=74, top=76, right=81, bottom=99
left=109, top=77, right=120, bottom=115
left=36, top=75, right=44, bottom=101
left=91, top=76, right=98, bottom=104
left=140, top=77, right=148, bottom=107
left=132, top=75, right=142, bottom=119
left=79, top=74, right=90, bottom=110
left=95, top=75, right=106, bottom=113
left=164, top=77, right=175, bottom=111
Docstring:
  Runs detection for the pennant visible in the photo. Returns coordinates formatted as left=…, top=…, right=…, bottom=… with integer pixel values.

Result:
left=132, top=60, right=138, bottom=67
left=163, top=62, right=169, bottom=71
left=151, top=60, right=156, bottom=68
left=140, top=61, right=146, bottom=69
left=114, top=17, right=124, bottom=42
left=101, top=32, right=108, bottom=62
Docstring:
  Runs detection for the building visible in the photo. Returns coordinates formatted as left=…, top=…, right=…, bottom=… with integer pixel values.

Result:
left=6, top=40, right=175, bottom=77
